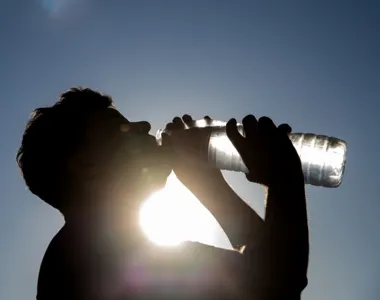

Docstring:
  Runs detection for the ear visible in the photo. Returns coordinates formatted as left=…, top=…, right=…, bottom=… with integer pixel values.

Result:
left=67, top=153, right=98, bottom=181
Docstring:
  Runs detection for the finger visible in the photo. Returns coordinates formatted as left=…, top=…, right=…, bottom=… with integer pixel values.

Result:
left=278, top=123, right=292, bottom=134
left=277, top=123, right=293, bottom=146
left=204, top=115, right=212, bottom=126
left=161, top=133, right=171, bottom=146
left=182, top=114, right=192, bottom=123
left=226, top=118, right=245, bottom=148
left=172, top=116, right=182, bottom=124
left=160, top=133, right=174, bottom=154
left=258, top=116, right=276, bottom=136
left=242, top=114, right=258, bottom=140
left=166, top=122, right=176, bottom=131
left=172, top=116, right=185, bottom=129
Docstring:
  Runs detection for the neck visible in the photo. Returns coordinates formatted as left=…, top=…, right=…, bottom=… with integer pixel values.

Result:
left=63, top=192, right=143, bottom=232
left=61, top=183, right=161, bottom=246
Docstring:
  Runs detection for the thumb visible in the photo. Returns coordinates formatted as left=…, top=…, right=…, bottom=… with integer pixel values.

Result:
left=278, top=123, right=292, bottom=134
left=226, top=118, right=245, bottom=150
left=161, top=132, right=172, bottom=147
left=162, top=132, right=183, bottom=154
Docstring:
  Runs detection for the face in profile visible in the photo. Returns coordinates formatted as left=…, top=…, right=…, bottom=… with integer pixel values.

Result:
left=71, top=106, right=172, bottom=199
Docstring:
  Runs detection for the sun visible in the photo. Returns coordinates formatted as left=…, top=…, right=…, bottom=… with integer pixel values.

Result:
left=139, top=173, right=219, bottom=246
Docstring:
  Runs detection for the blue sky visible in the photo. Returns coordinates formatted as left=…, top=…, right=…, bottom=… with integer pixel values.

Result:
left=1, top=0, right=379, bottom=299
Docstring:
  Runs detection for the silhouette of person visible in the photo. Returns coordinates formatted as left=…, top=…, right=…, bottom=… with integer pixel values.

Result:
left=17, top=87, right=309, bottom=300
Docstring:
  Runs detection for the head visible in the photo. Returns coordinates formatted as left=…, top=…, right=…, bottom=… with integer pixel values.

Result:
left=17, top=87, right=171, bottom=217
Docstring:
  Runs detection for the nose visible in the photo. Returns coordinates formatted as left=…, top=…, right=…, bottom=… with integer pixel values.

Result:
left=130, top=121, right=151, bottom=134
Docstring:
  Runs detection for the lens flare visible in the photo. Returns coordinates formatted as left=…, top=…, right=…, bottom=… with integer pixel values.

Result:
left=139, top=173, right=219, bottom=246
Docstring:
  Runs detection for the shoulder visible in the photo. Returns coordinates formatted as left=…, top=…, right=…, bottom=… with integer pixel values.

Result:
left=36, top=225, right=86, bottom=300
left=37, top=227, right=68, bottom=282
left=36, top=227, right=64, bottom=299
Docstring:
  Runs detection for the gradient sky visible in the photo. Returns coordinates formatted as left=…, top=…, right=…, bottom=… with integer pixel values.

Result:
left=1, top=1, right=379, bottom=299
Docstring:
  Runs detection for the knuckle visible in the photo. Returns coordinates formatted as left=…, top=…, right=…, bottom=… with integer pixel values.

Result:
left=258, top=116, right=272, bottom=124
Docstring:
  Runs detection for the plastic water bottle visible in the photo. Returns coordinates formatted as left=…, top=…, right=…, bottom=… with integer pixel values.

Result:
left=156, top=119, right=347, bottom=188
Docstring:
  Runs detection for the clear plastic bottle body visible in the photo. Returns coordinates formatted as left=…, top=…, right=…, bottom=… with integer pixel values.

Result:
left=156, top=120, right=347, bottom=188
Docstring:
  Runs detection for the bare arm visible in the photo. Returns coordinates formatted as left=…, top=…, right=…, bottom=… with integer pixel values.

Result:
left=241, top=181, right=309, bottom=296
left=168, top=238, right=306, bottom=300
left=165, top=114, right=309, bottom=298
left=181, top=172, right=263, bottom=250
left=175, top=171, right=308, bottom=297
left=266, top=181, right=309, bottom=290
left=164, top=115, right=264, bottom=250
left=224, top=115, right=310, bottom=297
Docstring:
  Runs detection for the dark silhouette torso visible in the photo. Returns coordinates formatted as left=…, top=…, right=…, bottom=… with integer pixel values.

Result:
left=37, top=223, right=250, bottom=300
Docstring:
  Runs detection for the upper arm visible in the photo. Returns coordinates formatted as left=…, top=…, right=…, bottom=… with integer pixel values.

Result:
left=175, top=242, right=305, bottom=300
left=157, top=242, right=260, bottom=298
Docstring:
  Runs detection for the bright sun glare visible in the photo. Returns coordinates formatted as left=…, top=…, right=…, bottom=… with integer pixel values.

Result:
left=139, top=173, right=219, bottom=246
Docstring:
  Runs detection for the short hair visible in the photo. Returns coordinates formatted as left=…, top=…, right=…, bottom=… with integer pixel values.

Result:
left=16, top=87, right=114, bottom=211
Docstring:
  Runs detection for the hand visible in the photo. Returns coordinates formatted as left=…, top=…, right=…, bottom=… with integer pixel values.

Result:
left=226, top=115, right=303, bottom=186
left=162, top=115, right=226, bottom=189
